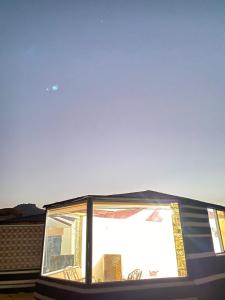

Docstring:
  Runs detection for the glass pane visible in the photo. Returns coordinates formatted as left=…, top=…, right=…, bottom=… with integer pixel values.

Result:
left=41, top=203, right=87, bottom=282
left=92, top=202, right=186, bottom=283
left=217, top=210, right=225, bottom=250
left=208, top=208, right=223, bottom=253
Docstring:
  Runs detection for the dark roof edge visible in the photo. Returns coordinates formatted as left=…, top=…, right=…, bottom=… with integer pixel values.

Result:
left=0, top=213, right=46, bottom=225
left=43, top=190, right=225, bottom=211
left=43, top=195, right=90, bottom=209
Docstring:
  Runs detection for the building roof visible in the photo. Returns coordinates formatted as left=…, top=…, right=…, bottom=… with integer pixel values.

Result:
left=44, top=190, right=225, bottom=210
left=0, top=213, right=46, bottom=225
left=0, top=208, right=22, bottom=221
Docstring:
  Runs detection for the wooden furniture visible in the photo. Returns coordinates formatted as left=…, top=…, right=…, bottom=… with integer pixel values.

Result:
left=94, top=254, right=122, bottom=282
left=63, top=266, right=85, bottom=282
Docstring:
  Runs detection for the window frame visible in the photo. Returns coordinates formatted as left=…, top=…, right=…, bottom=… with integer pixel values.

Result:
left=90, top=199, right=187, bottom=284
left=41, top=199, right=88, bottom=284
left=41, top=198, right=188, bottom=286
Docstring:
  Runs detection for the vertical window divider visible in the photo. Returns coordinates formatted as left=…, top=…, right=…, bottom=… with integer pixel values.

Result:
left=41, top=210, right=48, bottom=276
left=86, top=197, right=93, bottom=285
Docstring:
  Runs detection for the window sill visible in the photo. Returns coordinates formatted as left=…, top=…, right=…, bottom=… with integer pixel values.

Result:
left=216, top=252, right=225, bottom=257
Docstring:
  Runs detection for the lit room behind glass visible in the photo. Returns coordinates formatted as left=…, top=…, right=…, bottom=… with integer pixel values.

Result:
left=92, top=203, right=185, bottom=282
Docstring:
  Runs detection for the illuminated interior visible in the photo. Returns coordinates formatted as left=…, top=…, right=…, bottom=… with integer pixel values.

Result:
left=92, top=202, right=187, bottom=282
left=208, top=208, right=225, bottom=253
left=41, top=203, right=87, bottom=282
left=41, top=201, right=187, bottom=283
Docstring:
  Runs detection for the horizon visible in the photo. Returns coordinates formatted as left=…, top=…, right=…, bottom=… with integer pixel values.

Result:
left=1, top=0, right=225, bottom=209
left=2, top=188, right=225, bottom=210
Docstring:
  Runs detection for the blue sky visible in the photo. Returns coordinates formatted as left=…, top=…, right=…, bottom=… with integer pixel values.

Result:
left=1, top=0, right=225, bottom=208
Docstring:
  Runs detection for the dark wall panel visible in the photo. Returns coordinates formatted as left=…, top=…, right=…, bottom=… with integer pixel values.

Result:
left=184, top=237, right=214, bottom=254
left=35, top=281, right=197, bottom=300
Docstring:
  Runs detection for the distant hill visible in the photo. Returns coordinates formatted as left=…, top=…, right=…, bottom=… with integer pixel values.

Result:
left=14, top=203, right=44, bottom=216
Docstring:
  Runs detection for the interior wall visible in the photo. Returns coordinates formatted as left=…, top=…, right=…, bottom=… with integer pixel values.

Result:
left=92, top=208, right=178, bottom=281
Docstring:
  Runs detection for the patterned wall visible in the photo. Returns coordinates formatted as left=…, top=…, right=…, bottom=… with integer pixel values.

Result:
left=0, top=224, right=44, bottom=271
left=171, top=203, right=187, bottom=277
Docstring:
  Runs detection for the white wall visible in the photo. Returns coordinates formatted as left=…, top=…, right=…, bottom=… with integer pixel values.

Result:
left=92, top=208, right=178, bottom=280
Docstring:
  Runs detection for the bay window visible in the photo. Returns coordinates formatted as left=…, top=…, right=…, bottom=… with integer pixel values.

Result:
left=41, top=201, right=187, bottom=283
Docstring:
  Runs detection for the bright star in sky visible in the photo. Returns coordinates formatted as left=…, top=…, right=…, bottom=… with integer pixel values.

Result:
left=52, top=84, right=59, bottom=91
left=46, top=84, right=59, bottom=92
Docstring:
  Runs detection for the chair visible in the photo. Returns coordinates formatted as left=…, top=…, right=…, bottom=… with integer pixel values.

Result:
left=149, top=270, right=159, bottom=277
left=127, top=269, right=142, bottom=280
left=63, top=266, right=96, bottom=282
left=63, top=266, right=85, bottom=282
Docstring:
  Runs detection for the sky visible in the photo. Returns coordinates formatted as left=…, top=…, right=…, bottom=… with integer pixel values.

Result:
left=1, top=0, right=225, bottom=208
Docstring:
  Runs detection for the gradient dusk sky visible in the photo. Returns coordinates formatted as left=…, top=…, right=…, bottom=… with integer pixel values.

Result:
left=1, top=0, right=225, bottom=208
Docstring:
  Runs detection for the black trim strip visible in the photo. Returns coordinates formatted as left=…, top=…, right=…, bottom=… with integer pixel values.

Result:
left=0, top=287, right=34, bottom=294
left=182, top=217, right=209, bottom=223
left=184, top=237, right=214, bottom=254
left=86, top=199, right=93, bottom=285
left=180, top=208, right=207, bottom=215
left=0, top=272, right=40, bottom=281
left=182, top=226, right=211, bottom=235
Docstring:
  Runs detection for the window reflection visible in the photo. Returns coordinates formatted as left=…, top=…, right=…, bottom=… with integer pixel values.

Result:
left=41, top=203, right=86, bottom=282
